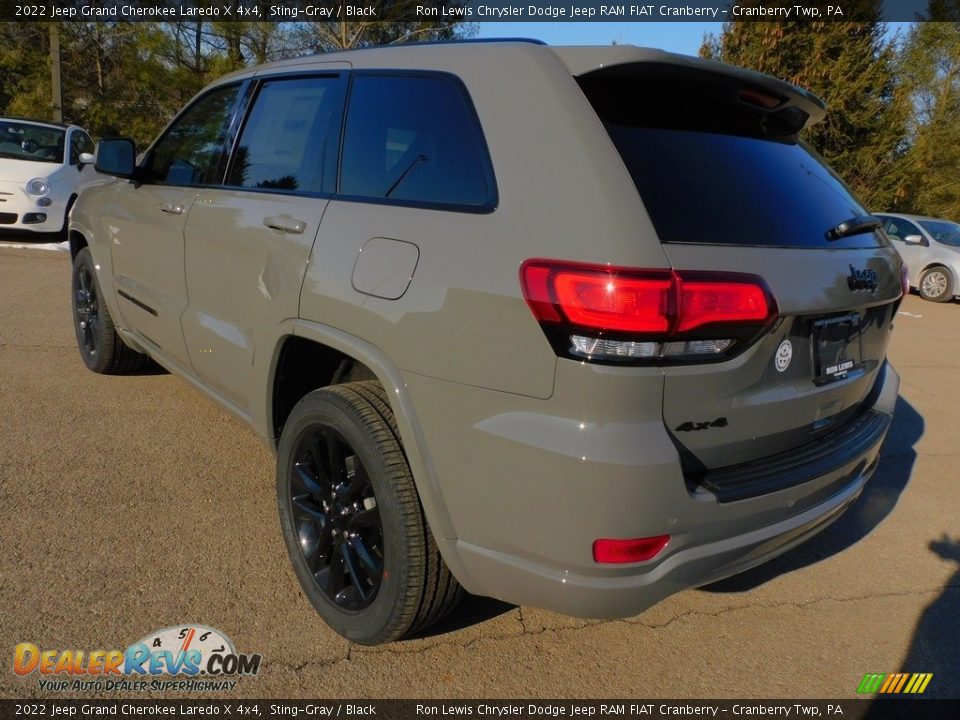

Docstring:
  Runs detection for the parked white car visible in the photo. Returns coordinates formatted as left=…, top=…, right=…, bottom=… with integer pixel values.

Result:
left=878, top=213, right=960, bottom=302
left=0, top=118, right=96, bottom=238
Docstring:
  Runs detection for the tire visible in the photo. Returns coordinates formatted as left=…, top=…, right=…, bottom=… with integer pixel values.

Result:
left=71, top=247, right=149, bottom=373
left=918, top=266, right=954, bottom=302
left=277, top=380, right=462, bottom=645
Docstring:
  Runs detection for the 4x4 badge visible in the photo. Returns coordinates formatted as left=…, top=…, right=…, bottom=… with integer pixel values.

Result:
left=847, top=264, right=879, bottom=292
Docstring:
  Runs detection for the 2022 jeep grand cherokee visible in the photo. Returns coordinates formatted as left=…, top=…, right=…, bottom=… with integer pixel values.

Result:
left=70, top=41, right=904, bottom=645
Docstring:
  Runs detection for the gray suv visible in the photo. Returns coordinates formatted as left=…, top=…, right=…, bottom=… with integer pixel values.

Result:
left=70, top=41, right=904, bottom=645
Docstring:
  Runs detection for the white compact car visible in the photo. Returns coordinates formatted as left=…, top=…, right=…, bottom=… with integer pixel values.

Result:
left=0, top=118, right=96, bottom=238
left=878, top=213, right=960, bottom=302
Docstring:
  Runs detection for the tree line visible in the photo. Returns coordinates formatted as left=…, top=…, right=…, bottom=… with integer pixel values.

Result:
left=1, top=15, right=958, bottom=220
left=702, top=8, right=959, bottom=220
left=0, top=18, right=470, bottom=146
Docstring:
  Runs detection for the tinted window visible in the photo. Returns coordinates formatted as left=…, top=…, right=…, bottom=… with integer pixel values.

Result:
left=918, top=220, right=960, bottom=247
left=147, top=84, right=240, bottom=186
left=579, top=71, right=881, bottom=249
left=226, top=77, right=340, bottom=194
left=882, top=217, right=922, bottom=242
left=69, top=131, right=94, bottom=164
left=339, top=75, right=493, bottom=209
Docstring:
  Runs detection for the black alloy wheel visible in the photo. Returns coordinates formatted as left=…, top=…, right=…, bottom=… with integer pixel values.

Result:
left=276, top=381, right=463, bottom=645
left=73, top=263, right=100, bottom=358
left=289, top=425, right=384, bottom=611
left=71, top=247, right=148, bottom=374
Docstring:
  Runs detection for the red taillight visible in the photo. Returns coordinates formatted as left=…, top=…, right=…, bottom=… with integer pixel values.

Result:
left=593, top=535, right=670, bottom=564
left=520, top=260, right=775, bottom=336
left=676, top=278, right=772, bottom=332
left=553, top=270, right=673, bottom=333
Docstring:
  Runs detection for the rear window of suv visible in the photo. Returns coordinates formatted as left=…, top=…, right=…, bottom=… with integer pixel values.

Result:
left=339, top=74, right=495, bottom=211
left=578, top=65, right=883, bottom=249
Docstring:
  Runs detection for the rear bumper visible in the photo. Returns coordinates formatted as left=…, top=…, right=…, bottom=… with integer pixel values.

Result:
left=409, top=360, right=899, bottom=619
left=447, top=467, right=867, bottom=618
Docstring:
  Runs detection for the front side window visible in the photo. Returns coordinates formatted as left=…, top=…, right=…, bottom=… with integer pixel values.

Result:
left=226, top=77, right=340, bottom=194
left=882, top=217, right=923, bottom=243
left=339, top=74, right=494, bottom=210
left=69, top=131, right=94, bottom=165
left=146, top=84, right=241, bottom=186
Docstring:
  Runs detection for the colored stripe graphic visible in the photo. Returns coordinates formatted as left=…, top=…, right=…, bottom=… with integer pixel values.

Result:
left=857, top=674, right=886, bottom=694
left=858, top=672, right=932, bottom=694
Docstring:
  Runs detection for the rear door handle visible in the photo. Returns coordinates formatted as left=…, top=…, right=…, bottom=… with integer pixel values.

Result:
left=160, top=202, right=184, bottom=215
left=263, top=215, right=306, bottom=234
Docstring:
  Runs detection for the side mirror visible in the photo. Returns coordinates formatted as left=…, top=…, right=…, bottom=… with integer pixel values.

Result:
left=78, top=152, right=95, bottom=167
left=95, top=138, right=137, bottom=178
left=903, top=234, right=924, bottom=245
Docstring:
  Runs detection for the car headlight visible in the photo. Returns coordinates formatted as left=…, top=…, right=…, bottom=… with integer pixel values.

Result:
left=26, top=178, right=50, bottom=195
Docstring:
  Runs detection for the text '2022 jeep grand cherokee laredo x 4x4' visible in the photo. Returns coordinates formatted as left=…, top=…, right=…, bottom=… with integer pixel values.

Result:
left=69, top=41, right=904, bottom=645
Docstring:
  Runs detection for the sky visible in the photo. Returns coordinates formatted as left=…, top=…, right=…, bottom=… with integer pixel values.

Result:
left=476, top=22, right=722, bottom=54
left=475, top=22, right=914, bottom=56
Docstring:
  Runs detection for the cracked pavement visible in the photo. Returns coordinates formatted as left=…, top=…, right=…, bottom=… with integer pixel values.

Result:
left=0, top=246, right=957, bottom=699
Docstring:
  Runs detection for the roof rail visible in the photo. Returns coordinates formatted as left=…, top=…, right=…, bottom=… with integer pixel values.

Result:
left=392, top=37, right=547, bottom=47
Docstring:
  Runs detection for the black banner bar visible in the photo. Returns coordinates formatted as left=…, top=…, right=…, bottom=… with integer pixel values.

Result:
left=1, top=700, right=960, bottom=720
left=0, top=0, right=952, bottom=24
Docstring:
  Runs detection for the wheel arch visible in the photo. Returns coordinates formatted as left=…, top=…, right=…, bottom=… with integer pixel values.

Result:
left=68, top=227, right=88, bottom=261
left=271, top=320, right=459, bottom=544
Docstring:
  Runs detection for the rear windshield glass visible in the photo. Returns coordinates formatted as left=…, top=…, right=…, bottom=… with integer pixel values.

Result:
left=579, top=71, right=882, bottom=249
left=918, top=220, right=960, bottom=247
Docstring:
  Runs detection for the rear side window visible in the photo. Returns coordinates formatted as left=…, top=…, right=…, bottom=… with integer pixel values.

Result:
left=226, top=76, right=341, bottom=194
left=918, top=220, right=960, bottom=247
left=147, top=84, right=240, bottom=186
left=339, top=74, right=494, bottom=211
left=578, top=68, right=882, bottom=249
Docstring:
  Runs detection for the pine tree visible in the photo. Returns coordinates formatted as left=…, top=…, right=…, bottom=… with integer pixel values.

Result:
left=895, top=21, right=960, bottom=219
left=700, top=6, right=907, bottom=212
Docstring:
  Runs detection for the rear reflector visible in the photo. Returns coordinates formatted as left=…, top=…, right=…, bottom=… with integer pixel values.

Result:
left=593, top=535, right=670, bottom=564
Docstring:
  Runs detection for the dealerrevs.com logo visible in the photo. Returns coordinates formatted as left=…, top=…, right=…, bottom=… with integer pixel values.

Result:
left=13, top=625, right=261, bottom=692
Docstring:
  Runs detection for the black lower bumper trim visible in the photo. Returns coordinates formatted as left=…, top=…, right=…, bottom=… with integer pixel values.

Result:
left=689, top=407, right=891, bottom=503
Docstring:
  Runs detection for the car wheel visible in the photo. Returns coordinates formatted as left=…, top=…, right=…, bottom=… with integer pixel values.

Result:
left=918, top=266, right=953, bottom=302
left=277, top=381, right=462, bottom=645
left=71, top=247, right=149, bottom=373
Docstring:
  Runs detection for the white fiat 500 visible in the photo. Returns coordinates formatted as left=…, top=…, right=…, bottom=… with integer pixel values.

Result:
left=0, top=118, right=97, bottom=238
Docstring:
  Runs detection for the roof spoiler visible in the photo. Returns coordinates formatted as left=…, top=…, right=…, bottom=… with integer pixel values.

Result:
left=553, top=46, right=826, bottom=131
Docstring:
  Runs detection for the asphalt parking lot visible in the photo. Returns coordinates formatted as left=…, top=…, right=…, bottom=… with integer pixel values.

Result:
left=0, top=244, right=957, bottom=699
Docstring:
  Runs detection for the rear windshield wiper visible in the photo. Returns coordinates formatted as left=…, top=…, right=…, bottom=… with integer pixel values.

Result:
left=826, top=215, right=883, bottom=241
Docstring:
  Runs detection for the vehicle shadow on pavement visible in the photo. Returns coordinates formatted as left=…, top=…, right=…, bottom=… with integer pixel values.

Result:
left=896, top=536, right=960, bottom=697
left=408, top=594, right=516, bottom=640
left=126, top=359, right=169, bottom=376
left=862, top=536, right=960, bottom=712
left=702, top=395, right=922, bottom=593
